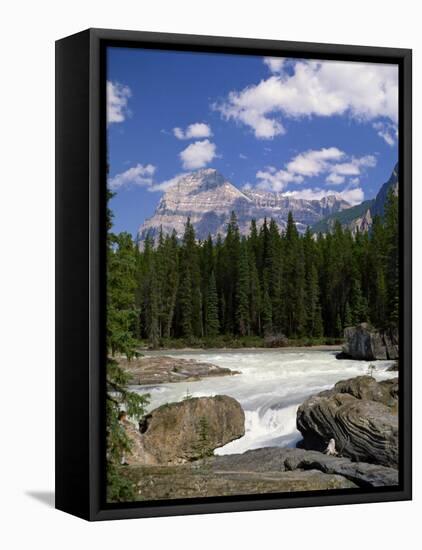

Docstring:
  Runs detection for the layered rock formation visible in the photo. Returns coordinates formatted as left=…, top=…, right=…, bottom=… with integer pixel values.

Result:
left=296, top=376, right=398, bottom=467
left=124, top=447, right=398, bottom=500
left=341, top=323, right=399, bottom=360
left=124, top=395, right=245, bottom=465
left=119, top=355, right=239, bottom=385
left=137, top=169, right=350, bottom=245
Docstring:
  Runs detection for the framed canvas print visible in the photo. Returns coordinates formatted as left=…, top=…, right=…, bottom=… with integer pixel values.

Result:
left=55, top=28, right=412, bottom=521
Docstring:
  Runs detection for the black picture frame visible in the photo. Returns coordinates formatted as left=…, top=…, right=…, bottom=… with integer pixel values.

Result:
left=55, top=28, right=412, bottom=521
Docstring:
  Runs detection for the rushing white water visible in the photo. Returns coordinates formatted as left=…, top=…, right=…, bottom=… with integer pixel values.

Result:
left=132, top=350, right=396, bottom=455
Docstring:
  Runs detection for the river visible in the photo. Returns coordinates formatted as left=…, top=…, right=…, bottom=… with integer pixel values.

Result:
left=131, top=349, right=396, bottom=455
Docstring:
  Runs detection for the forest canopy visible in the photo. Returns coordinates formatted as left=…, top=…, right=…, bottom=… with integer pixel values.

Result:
left=114, top=188, right=399, bottom=347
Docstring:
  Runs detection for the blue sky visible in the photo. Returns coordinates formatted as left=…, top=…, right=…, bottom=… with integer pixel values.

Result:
left=107, top=47, right=398, bottom=237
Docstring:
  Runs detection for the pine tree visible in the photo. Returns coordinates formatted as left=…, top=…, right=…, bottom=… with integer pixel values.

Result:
left=384, top=188, right=399, bottom=326
left=237, top=239, right=251, bottom=336
left=261, top=274, right=272, bottom=336
left=106, top=193, right=149, bottom=502
left=178, top=218, right=203, bottom=339
left=205, top=271, right=220, bottom=336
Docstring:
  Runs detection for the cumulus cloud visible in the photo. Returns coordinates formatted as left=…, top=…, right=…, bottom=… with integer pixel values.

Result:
left=107, top=81, right=131, bottom=125
left=215, top=59, right=398, bottom=140
left=287, top=147, right=345, bottom=176
left=179, top=139, right=217, bottom=169
left=256, top=167, right=304, bottom=192
left=148, top=173, right=187, bottom=192
left=263, top=57, right=286, bottom=73
left=372, top=121, right=398, bottom=146
left=251, top=147, right=377, bottom=196
left=284, top=186, right=364, bottom=206
left=108, top=163, right=156, bottom=191
left=326, top=173, right=346, bottom=185
left=173, top=123, right=212, bottom=140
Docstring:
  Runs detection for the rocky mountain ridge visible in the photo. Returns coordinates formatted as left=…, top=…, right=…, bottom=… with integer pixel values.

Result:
left=137, top=169, right=351, bottom=244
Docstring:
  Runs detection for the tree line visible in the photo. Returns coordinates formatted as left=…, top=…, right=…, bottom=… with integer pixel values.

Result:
left=105, top=188, right=398, bottom=500
left=115, top=188, right=398, bottom=347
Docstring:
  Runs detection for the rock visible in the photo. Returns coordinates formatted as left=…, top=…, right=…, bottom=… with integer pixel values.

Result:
left=264, top=333, right=288, bottom=348
left=387, top=361, right=399, bottom=372
left=341, top=323, right=398, bottom=360
left=124, top=395, right=245, bottom=465
left=137, top=169, right=351, bottom=246
left=297, top=376, right=398, bottom=467
left=122, top=446, right=398, bottom=500
left=211, top=447, right=398, bottom=488
left=127, top=465, right=357, bottom=500
left=119, top=355, right=239, bottom=385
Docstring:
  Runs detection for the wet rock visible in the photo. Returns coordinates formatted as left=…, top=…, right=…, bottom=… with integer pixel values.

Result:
left=296, top=376, right=398, bottom=467
left=119, top=355, right=240, bottom=385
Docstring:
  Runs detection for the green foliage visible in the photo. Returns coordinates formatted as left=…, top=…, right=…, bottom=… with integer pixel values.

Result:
left=195, top=416, right=213, bottom=459
left=106, top=193, right=150, bottom=502
left=205, top=271, right=220, bottom=336
left=132, top=204, right=398, bottom=344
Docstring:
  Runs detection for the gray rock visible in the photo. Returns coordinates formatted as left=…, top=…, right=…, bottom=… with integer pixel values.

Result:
left=137, top=168, right=351, bottom=245
left=211, top=447, right=398, bottom=488
left=342, top=323, right=399, bottom=360
left=297, top=376, right=398, bottom=467
left=119, top=355, right=239, bottom=385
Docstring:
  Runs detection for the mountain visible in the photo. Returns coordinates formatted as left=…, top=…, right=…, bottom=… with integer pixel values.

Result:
left=137, top=169, right=351, bottom=244
left=311, top=163, right=398, bottom=235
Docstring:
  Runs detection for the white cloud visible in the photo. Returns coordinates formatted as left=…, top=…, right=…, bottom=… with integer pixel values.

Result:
left=329, top=155, right=377, bottom=177
left=372, top=121, right=398, bottom=146
left=326, top=173, right=345, bottom=185
left=256, top=168, right=303, bottom=192
left=173, top=123, right=212, bottom=140
left=107, top=81, right=131, bottom=124
left=284, top=186, right=364, bottom=206
left=179, top=139, right=217, bottom=169
left=216, top=59, right=398, bottom=139
left=148, top=173, right=187, bottom=192
left=250, top=147, right=377, bottom=198
left=285, top=148, right=376, bottom=183
left=108, top=163, right=156, bottom=191
left=287, top=147, right=345, bottom=176
left=263, top=57, right=286, bottom=73
left=239, top=153, right=248, bottom=159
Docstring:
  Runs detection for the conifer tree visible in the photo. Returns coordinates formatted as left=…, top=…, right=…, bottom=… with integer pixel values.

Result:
left=237, top=239, right=251, bottom=336
left=106, top=194, right=149, bottom=502
left=384, top=189, right=399, bottom=326
left=261, top=274, right=272, bottom=336
left=205, top=271, right=220, bottom=336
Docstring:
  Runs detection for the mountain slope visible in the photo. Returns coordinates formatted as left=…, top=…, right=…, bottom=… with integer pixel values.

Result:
left=311, top=163, right=398, bottom=235
left=137, top=169, right=351, bottom=244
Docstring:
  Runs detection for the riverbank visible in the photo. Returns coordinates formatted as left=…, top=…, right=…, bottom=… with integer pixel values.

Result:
left=135, top=335, right=344, bottom=352
left=120, top=374, right=399, bottom=501
left=130, top=349, right=396, bottom=455
left=139, top=344, right=342, bottom=354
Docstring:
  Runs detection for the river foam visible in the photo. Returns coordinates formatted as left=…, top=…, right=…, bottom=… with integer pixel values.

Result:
left=133, top=349, right=396, bottom=455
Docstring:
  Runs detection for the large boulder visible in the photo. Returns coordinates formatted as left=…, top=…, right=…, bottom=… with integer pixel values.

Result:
left=341, top=323, right=398, bottom=360
left=297, top=376, right=398, bottom=467
left=124, top=395, right=245, bottom=465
